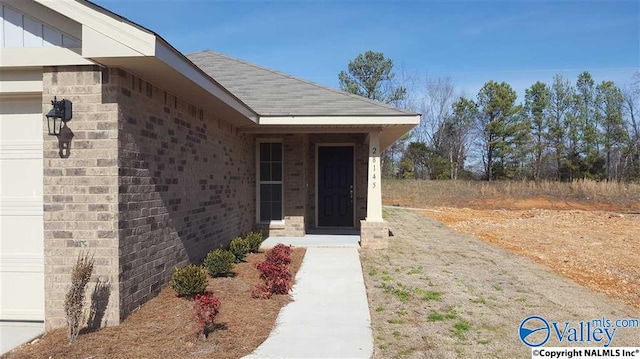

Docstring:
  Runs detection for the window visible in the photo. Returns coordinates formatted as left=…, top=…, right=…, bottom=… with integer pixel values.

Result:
left=258, top=141, right=283, bottom=222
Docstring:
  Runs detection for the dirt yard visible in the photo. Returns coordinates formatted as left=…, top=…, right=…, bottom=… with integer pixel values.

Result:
left=418, top=202, right=640, bottom=311
left=360, top=209, right=639, bottom=358
left=383, top=180, right=640, bottom=311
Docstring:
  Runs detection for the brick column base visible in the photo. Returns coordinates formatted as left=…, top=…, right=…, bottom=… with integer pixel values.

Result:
left=360, top=220, right=389, bottom=249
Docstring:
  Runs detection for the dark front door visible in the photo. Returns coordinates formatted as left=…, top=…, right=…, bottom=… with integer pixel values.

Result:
left=318, top=146, right=354, bottom=227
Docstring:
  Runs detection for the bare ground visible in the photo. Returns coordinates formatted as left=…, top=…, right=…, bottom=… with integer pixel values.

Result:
left=360, top=209, right=639, bottom=359
left=3, top=248, right=306, bottom=359
left=419, top=206, right=640, bottom=310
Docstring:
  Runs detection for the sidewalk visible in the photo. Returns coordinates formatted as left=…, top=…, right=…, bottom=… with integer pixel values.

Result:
left=244, top=243, right=373, bottom=359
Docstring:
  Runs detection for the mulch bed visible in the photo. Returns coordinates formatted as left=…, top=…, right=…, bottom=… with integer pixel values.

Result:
left=3, top=248, right=306, bottom=359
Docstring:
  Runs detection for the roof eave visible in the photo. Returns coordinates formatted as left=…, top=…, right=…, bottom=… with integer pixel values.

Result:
left=31, top=0, right=257, bottom=123
left=258, top=115, right=421, bottom=126
left=154, top=39, right=258, bottom=122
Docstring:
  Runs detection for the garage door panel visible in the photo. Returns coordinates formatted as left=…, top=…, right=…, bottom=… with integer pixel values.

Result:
left=0, top=158, right=43, bottom=197
left=0, top=113, right=43, bottom=141
left=1, top=214, right=43, bottom=254
left=0, top=96, right=44, bottom=322
left=0, top=270, right=45, bottom=321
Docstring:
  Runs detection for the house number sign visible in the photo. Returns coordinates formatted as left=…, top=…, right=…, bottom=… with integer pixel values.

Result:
left=371, top=146, right=377, bottom=188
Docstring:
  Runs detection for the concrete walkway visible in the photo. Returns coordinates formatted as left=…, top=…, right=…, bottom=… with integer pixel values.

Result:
left=244, top=236, right=373, bottom=359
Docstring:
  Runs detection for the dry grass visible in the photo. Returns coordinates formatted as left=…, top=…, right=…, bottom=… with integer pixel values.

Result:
left=361, top=209, right=639, bottom=358
left=3, top=248, right=306, bottom=359
left=371, top=180, right=640, bottom=357
left=383, top=179, right=640, bottom=211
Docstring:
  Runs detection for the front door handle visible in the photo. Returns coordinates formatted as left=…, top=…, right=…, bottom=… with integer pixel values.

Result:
left=349, top=185, right=354, bottom=204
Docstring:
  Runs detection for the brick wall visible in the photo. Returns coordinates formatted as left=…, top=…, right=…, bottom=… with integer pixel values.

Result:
left=360, top=220, right=389, bottom=249
left=116, top=70, right=255, bottom=318
left=42, top=65, right=120, bottom=329
left=42, top=65, right=256, bottom=329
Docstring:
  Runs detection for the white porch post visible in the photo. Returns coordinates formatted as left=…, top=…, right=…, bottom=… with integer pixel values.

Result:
left=366, top=131, right=383, bottom=221
left=361, top=130, right=388, bottom=248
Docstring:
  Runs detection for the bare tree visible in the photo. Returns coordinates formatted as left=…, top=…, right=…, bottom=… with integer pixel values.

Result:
left=622, top=72, right=640, bottom=178
left=416, top=75, right=456, bottom=145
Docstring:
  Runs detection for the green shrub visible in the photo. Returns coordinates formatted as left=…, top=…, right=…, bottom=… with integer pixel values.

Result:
left=169, top=265, right=207, bottom=297
left=203, top=249, right=235, bottom=277
left=229, top=237, right=251, bottom=262
left=245, top=231, right=264, bottom=253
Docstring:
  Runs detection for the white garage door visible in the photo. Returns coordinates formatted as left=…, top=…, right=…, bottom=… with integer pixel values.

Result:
left=0, top=96, right=44, bottom=321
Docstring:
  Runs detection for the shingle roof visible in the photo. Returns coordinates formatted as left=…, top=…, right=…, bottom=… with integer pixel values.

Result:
left=186, top=50, right=416, bottom=117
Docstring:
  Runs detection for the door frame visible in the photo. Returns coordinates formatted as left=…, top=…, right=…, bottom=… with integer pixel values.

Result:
left=315, top=143, right=356, bottom=228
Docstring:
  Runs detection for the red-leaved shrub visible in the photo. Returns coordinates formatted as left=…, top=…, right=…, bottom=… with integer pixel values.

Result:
left=254, top=244, right=293, bottom=298
left=256, top=261, right=292, bottom=295
left=265, top=243, right=292, bottom=265
left=193, top=293, right=221, bottom=337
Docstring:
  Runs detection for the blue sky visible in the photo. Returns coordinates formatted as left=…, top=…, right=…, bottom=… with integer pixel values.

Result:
left=95, top=0, right=639, bottom=104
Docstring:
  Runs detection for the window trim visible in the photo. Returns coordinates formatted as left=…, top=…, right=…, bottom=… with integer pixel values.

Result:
left=256, top=138, right=284, bottom=225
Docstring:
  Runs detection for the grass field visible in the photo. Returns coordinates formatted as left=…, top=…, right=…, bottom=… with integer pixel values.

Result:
left=383, top=179, right=640, bottom=211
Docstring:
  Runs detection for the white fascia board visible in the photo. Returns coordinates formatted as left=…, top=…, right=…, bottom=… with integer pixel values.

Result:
left=82, top=25, right=143, bottom=57
left=155, top=40, right=258, bottom=122
left=33, top=0, right=156, bottom=56
left=0, top=47, right=93, bottom=67
left=258, top=115, right=421, bottom=126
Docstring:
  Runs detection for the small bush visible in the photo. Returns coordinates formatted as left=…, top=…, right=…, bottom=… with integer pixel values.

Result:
left=203, top=249, right=235, bottom=277
left=265, top=243, right=292, bottom=265
left=245, top=231, right=264, bottom=253
left=229, top=237, right=251, bottom=262
left=193, top=293, right=221, bottom=338
left=170, top=265, right=207, bottom=297
left=254, top=243, right=294, bottom=297
left=256, top=261, right=292, bottom=295
left=65, top=253, right=95, bottom=343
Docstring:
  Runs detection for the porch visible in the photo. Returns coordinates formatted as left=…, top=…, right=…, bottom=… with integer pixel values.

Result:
left=248, top=130, right=389, bottom=248
left=261, top=233, right=361, bottom=248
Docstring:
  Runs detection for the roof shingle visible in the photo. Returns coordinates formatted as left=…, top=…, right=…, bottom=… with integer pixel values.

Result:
left=186, top=50, right=416, bottom=117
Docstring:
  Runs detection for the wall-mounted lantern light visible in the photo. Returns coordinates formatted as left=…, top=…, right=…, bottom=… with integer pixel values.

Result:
left=45, top=97, right=72, bottom=136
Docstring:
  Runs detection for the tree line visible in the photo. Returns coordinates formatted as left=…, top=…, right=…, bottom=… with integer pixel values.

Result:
left=339, top=51, right=640, bottom=181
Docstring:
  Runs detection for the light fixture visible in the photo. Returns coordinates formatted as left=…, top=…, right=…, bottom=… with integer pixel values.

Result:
left=45, top=97, right=72, bottom=136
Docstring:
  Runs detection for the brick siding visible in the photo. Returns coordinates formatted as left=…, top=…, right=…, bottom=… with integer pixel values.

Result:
left=116, top=70, right=255, bottom=319
left=42, top=65, right=255, bottom=329
left=42, top=65, right=120, bottom=329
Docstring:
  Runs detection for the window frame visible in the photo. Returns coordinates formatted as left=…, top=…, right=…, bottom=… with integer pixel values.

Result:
left=256, top=138, right=284, bottom=225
